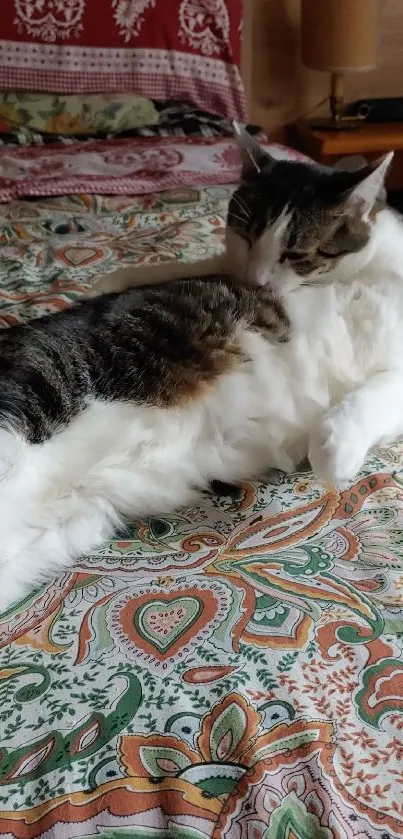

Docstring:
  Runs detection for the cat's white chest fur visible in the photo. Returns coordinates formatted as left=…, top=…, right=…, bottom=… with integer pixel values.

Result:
left=234, top=208, right=403, bottom=478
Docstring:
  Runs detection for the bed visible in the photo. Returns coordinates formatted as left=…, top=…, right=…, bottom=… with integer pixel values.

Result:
left=0, top=4, right=403, bottom=839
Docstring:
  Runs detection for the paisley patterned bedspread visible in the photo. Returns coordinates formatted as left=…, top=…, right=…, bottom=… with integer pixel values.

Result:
left=0, top=185, right=402, bottom=839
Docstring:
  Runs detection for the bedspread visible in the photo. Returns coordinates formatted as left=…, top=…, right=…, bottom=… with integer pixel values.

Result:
left=0, top=186, right=402, bottom=839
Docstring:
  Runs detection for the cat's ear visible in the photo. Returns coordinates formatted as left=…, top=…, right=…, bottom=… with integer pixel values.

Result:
left=233, top=122, right=274, bottom=179
left=343, top=152, right=394, bottom=216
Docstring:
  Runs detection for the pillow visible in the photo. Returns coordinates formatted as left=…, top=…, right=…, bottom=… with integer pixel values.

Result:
left=0, top=93, right=159, bottom=135
left=0, top=0, right=246, bottom=121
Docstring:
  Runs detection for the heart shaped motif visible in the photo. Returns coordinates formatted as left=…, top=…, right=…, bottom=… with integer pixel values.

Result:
left=136, top=597, right=202, bottom=653
left=61, top=247, right=102, bottom=266
left=105, top=581, right=231, bottom=674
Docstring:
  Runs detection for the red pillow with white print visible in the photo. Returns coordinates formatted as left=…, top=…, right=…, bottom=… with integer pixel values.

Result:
left=0, top=0, right=246, bottom=121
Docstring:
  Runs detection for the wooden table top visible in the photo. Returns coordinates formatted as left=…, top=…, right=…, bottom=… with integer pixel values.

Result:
left=289, top=121, right=403, bottom=157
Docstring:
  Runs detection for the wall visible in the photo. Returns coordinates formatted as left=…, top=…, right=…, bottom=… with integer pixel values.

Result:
left=242, top=0, right=403, bottom=136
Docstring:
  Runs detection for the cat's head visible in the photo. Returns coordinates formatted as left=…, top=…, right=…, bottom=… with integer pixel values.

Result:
left=226, top=126, right=393, bottom=291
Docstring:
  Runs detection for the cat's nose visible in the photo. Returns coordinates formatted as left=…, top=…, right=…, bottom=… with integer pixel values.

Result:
left=247, top=262, right=272, bottom=286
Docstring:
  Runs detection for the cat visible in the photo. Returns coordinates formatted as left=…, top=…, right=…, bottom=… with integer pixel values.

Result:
left=0, top=129, right=399, bottom=611
left=89, top=130, right=403, bottom=488
left=0, top=270, right=291, bottom=612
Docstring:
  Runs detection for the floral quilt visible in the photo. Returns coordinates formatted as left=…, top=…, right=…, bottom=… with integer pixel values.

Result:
left=0, top=184, right=402, bottom=839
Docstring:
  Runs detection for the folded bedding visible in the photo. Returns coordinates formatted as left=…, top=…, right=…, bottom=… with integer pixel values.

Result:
left=0, top=1, right=246, bottom=120
left=0, top=100, right=258, bottom=148
left=0, top=134, right=306, bottom=203
left=0, top=91, right=161, bottom=136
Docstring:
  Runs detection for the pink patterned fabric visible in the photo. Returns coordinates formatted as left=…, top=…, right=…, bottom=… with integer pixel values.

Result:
left=0, top=1, right=246, bottom=120
left=0, top=137, right=308, bottom=202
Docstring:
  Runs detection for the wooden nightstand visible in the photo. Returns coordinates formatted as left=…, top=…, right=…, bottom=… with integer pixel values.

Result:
left=286, top=121, right=403, bottom=191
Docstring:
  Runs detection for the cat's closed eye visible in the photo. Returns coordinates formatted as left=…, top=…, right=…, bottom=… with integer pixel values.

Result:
left=280, top=251, right=306, bottom=264
left=317, top=247, right=351, bottom=259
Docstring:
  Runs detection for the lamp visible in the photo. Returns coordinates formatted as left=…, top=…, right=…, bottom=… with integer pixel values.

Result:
left=300, top=0, right=379, bottom=130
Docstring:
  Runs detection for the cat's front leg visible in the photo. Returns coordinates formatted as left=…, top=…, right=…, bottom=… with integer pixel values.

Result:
left=87, top=253, right=227, bottom=297
left=308, top=403, right=369, bottom=487
left=308, top=370, right=403, bottom=487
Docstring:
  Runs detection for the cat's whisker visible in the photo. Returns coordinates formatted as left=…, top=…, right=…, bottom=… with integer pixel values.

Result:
left=229, top=212, right=249, bottom=225
left=232, top=194, right=251, bottom=219
left=233, top=193, right=250, bottom=216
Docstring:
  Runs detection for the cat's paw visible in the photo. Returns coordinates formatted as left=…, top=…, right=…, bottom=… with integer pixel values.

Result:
left=308, top=407, right=368, bottom=488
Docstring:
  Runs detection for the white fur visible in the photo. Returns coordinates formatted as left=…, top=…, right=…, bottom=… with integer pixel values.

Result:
left=0, top=351, right=304, bottom=611
left=2, top=165, right=403, bottom=610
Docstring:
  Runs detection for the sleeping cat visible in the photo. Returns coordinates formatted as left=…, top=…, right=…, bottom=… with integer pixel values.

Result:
left=0, top=131, right=399, bottom=611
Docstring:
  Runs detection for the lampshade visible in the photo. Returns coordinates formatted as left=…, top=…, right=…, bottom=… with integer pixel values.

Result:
left=301, top=0, right=379, bottom=73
